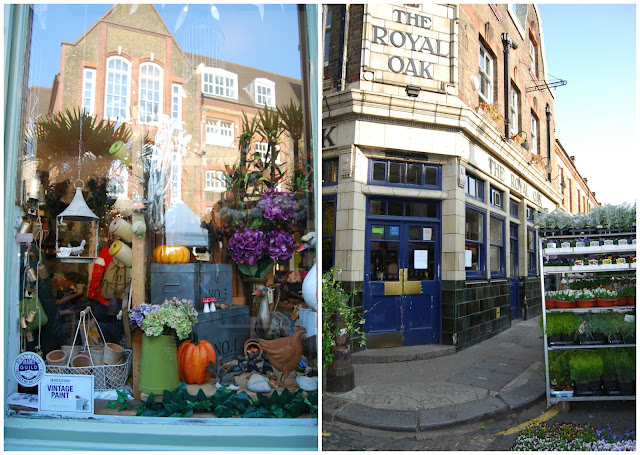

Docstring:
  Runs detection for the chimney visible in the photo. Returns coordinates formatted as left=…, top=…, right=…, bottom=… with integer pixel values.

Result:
left=584, top=178, right=588, bottom=185
left=570, top=156, right=575, bottom=162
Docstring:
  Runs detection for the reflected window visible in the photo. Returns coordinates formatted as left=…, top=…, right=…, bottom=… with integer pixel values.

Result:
left=205, top=170, right=225, bottom=191
left=171, top=83, right=182, bottom=120
left=139, top=62, right=162, bottom=124
left=202, top=68, right=237, bottom=100
left=255, top=142, right=282, bottom=165
left=105, top=56, right=130, bottom=120
left=82, top=68, right=96, bottom=115
left=254, top=78, right=275, bottom=107
left=206, top=119, right=234, bottom=147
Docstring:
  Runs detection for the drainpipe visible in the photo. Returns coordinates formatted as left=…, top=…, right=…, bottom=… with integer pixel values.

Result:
left=501, top=33, right=517, bottom=140
left=337, top=5, right=349, bottom=92
left=545, top=103, right=552, bottom=182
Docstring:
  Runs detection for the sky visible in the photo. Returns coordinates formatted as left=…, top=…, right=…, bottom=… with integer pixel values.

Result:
left=537, top=4, right=637, bottom=206
left=28, top=3, right=301, bottom=89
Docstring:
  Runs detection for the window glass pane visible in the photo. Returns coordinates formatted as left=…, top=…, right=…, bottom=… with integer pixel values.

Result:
left=372, top=162, right=386, bottom=181
left=490, top=245, right=501, bottom=271
left=322, top=237, right=334, bottom=272
left=408, top=226, right=421, bottom=240
left=388, top=201, right=403, bottom=217
left=465, top=208, right=483, bottom=241
left=408, top=242, right=434, bottom=281
left=407, top=202, right=421, bottom=217
left=326, top=160, right=338, bottom=183
left=407, top=164, right=421, bottom=185
left=422, top=203, right=437, bottom=218
left=322, top=199, right=335, bottom=234
left=424, top=166, right=437, bottom=186
left=370, top=242, right=399, bottom=281
left=388, top=162, right=404, bottom=184
left=490, top=217, right=503, bottom=245
left=371, top=224, right=385, bottom=240
left=465, top=241, right=481, bottom=271
left=369, top=200, right=385, bottom=215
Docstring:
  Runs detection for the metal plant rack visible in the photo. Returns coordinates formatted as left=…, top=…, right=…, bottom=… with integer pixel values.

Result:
left=539, top=231, right=636, bottom=407
left=526, top=79, right=567, bottom=93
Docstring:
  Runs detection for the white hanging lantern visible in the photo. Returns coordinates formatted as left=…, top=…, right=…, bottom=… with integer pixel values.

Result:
left=55, top=180, right=99, bottom=263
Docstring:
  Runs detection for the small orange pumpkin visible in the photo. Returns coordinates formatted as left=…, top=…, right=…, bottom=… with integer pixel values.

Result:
left=153, top=245, right=190, bottom=263
left=177, top=334, right=217, bottom=384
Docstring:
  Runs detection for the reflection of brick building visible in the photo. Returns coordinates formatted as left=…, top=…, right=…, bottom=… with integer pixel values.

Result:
left=553, top=140, right=599, bottom=214
left=44, top=4, right=301, bottom=220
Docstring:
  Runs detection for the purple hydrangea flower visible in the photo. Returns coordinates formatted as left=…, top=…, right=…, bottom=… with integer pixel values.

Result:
left=257, top=188, right=297, bottom=221
left=228, top=227, right=266, bottom=265
left=265, top=229, right=296, bottom=261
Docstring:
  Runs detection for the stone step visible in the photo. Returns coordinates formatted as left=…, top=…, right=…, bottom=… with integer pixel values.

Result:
left=351, top=345, right=455, bottom=364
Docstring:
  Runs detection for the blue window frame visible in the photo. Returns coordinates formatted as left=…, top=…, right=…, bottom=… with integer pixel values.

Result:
left=490, top=215, right=505, bottom=278
left=526, top=205, right=535, bottom=222
left=465, top=205, right=486, bottom=279
left=322, top=158, right=338, bottom=186
left=368, top=198, right=439, bottom=219
left=490, top=186, right=503, bottom=210
left=510, top=199, right=519, bottom=218
left=527, top=227, right=537, bottom=276
left=322, top=196, right=337, bottom=272
left=466, top=173, right=484, bottom=201
left=369, top=159, right=441, bottom=189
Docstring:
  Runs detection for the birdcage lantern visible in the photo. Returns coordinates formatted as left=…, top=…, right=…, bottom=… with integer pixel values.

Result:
left=55, top=180, right=99, bottom=263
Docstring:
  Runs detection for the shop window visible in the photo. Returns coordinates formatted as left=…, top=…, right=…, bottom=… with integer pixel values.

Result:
left=465, top=205, right=486, bottom=279
left=479, top=42, right=494, bottom=102
left=526, top=205, right=535, bottom=222
left=139, top=62, right=163, bottom=124
left=171, top=83, right=183, bottom=120
left=527, top=227, right=537, bottom=275
left=322, top=158, right=338, bottom=186
left=81, top=68, right=96, bottom=115
left=205, top=119, right=234, bottom=147
left=368, top=198, right=438, bottom=219
left=466, top=172, right=484, bottom=201
left=529, top=39, right=537, bottom=76
left=531, top=113, right=539, bottom=155
left=105, top=56, right=131, bottom=121
left=369, top=159, right=440, bottom=189
left=322, top=196, right=336, bottom=272
left=205, top=170, right=225, bottom=191
left=510, top=199, right=519, bottom=218
left=490, top=186, right=503, bottom=210
left=201, top=68, right=237, bottom=100
left=490, top=215, right=505, bottom=277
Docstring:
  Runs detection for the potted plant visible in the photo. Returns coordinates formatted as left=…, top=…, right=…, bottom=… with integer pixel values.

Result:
left=323, top=266, right=367, bottom=393
left=548, top=350, right=573, bottom=396
left=615, top=348, right=635, bottom=395
left=569, top=351, right=603, bottom=396
left=543, top=312, right=579, bottom=345
left=129, top=298, right=198, bottom=394
left=619, top=284, right=636, bottom=306
left=555, top=290, right=576, bottom=309
left=579, top=313, right=607, bottom=345
left=574, top=289, right=595, bottom=308
left=600, top=350, right=619, bottom=395
left=592, top=288, right=617, bottom=307
left=544, top=290, right=558, bottom=309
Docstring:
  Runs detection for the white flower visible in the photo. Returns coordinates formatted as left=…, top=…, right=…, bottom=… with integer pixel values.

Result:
left=339, top=328, right=347, bottom=336
left=359, top=319, right=365, bottom=325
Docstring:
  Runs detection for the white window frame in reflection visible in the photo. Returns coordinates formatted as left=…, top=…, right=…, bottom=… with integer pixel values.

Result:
left=255, top=78, right=275, bottom=107
left=139, top=62, right=163, bottom=124
left=171, top=83, right=182, bottom=120
left=105, top=56, right=131, bottom=121
left=205, top=118, right=234, bottom=147
left=205, top=170, right=226, bottom=191
left=255, top=141, right=282, bottom=165
left=82, top=68, right=96, bottom=115
left=170, top=150, right=182, bottom=202
left=201, top=67, right=237, bottom=100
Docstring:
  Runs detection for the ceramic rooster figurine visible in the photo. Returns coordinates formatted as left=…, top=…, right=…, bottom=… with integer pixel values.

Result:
left=57, top=239, right=86, bottom=257
left=257, top=326, right=306, bottom=386
left=254, top=284, right=296, bottom=340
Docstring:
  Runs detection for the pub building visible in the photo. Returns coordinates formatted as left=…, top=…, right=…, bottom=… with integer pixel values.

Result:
left=322, top=4, right=591, bottom=350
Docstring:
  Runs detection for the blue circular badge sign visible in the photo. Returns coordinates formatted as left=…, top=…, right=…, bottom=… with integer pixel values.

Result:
left=14, top=352, right=46, bottom=387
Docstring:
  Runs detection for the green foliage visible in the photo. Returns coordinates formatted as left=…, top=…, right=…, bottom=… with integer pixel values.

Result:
left=132, top=381, right=317, bottom=418
left=548, top=350, right=572, bottom=387
left=544, top=312, right=580, bottom=337
left=569, top=351, right=603, bottom=383
left=105, top=389, right=132, bottom=412
left=322, top=266, right=367, bottom=369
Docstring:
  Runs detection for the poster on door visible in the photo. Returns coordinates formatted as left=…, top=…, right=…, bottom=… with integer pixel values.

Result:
left=414, top=250, right=428, bottom=269
left=38, top=374, right=94, bottom=417
left=422, top=228, right=432, bottom=241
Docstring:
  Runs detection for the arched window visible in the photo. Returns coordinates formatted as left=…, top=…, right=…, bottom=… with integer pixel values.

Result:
left=105, top=56, right=131, bottom=121
left=139, top=62, right=163, bottom=124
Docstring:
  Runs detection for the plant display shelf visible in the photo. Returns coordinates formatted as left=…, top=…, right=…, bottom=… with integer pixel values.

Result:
left=539, top=232, right=636, bottom=407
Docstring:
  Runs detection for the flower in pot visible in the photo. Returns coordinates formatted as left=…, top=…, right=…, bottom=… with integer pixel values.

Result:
left=574, top=289, right=595, bottom=308
left=544, top=290, right=559, bottom=309
left=555, top=290, right=576, bottom=309
left=592, top=288, right=617, bottom=307
left=619, top=284, right=636, bottom=306
left=569, top=351, right=603, bottom=395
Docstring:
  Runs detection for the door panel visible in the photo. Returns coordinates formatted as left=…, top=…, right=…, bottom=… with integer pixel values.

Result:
left=509, top=223, right=519, bottom=319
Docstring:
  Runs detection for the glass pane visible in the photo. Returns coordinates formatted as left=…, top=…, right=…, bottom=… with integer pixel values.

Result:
left=388, top=201, right=403, bottom=217
left=510, top=242, right=518, bottom=276
left=408, top=242, right=434, bottom=281
left=422, top=202, right=437, bottom=218
left=371, top=224, right=385, bottom=240
left=424, top=166, right=437, bottom=186
left=326, top=160, right=338, bottom=183
left=370, top=241, right=400, bottom=281
left=465, top=208, right=483, bottom=241
left=490, top=245, right=501, bottom=271
left=407, top=202, right=421, bottom=217
left=465, top=241, right=482, bottom=271
left=322, top=199, right=335, bottom=235
left=490, top=217, right=503, bottom=245
left=372, top=162, right=386, bottom=181
left=369, top=200, right=385, bottom=215
left=388, top=162, right=404, bottom=184
left=322, top=238, right=334, bottom=272
left=408, top=226, right=421, bottom=240
left=407, top=164, right=421, bottom=185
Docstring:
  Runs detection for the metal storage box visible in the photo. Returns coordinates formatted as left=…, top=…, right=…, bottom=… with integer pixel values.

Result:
left=192, top=306, right=250, bottom=363
left=150, top=263, right=232, bottom=311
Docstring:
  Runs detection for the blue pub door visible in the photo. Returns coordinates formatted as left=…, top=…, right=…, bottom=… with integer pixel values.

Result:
left=509, top=223, right=519, bottom=319
left=364, top=219, right=441, bottom=346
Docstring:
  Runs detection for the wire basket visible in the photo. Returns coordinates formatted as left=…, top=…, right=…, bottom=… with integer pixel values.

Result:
left=46, top=349, right=132, bottom=391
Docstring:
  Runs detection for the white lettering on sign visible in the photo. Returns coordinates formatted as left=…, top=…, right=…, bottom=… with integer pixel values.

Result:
left=485, top=157, right=543, bottom=206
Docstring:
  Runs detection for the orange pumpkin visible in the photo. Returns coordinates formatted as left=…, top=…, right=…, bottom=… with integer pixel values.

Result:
left=177, top=335, right=217, bottom=384
left=153, top=245, right=190, bottom=263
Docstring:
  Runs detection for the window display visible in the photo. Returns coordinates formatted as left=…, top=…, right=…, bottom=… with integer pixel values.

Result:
left=6, top=4, right=317, bottom=443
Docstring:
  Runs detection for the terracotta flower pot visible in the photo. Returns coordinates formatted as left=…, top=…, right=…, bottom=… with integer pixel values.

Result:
left=556, top=300, right=575, bottom=309
left=545, top=299, right=558, bottom=309
left=596, top=298, right=614, bottom=307
left=103, top=342, right=125, bottom=365
left=576, top=299, right=595, bottom=308
left=71, top=354, right=92, bottom=368
left=45, top=349, right=68, bottom=366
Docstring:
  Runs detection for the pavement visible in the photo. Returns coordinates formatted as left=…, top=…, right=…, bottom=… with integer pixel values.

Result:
left=323, top=316, right=546, bottom=432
